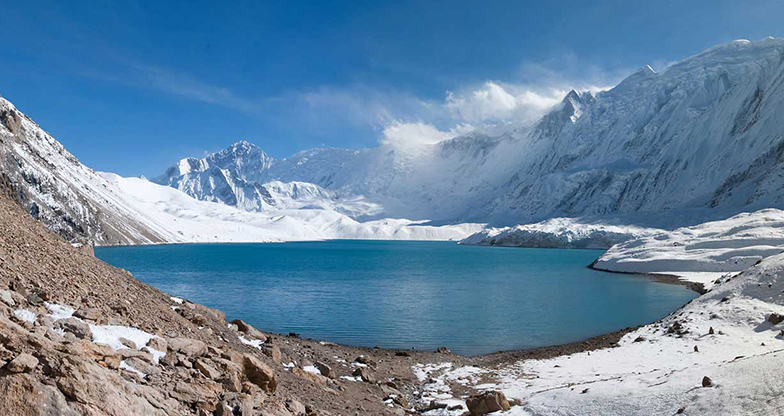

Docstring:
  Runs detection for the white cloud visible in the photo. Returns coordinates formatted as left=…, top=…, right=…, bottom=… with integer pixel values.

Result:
left=381, top=121, right=473, bottom=150
left=445, top=81, right=566, bottom=124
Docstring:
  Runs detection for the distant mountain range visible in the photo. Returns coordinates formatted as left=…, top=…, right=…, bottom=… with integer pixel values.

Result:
left=3, top=37, right=784, bottom=245
left=155, top=38, right=784, bottom=227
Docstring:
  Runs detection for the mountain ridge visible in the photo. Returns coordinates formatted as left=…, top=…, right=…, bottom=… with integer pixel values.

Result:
left=153, top=37, right=784, bottom=229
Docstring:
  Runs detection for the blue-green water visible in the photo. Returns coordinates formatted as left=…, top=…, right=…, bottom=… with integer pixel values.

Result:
left=95, top=240, right=696, bottom=356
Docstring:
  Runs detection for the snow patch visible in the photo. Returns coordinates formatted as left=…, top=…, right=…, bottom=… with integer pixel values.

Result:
left=13, top=309, right=36, bottom=323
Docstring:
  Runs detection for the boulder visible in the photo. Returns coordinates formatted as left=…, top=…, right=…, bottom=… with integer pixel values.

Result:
left=118, top=337, right=137, bottom=349
left=466, top=391, right=511, bottom=415
left=242, top=354, right=278, bottom=393
left=192, top=303, right=226, bottom=322
left=124, top=357, right=159, bottom=377
left=5, top=353, right=38, bottom=373
left=769, top=313, right=784, bottom=325
left=231, top=319, right=268, bottom=342
left=436, top=346, right=451, bottom=354
left=54, top=318, right=92, bottom=340
left=351, top=367, right=376, bottom=384
left=293, top=367, right=328, bottom=385
left=74, top=307, right=101, bottom=321
left=195, top=358, right=221, bottom=380
left=314, top=361, right=334, bottom=378
left=702, top=376, right=713, bottom=387
left=285, top=399, right=306, bottom=415
left=262, top=344, right=281, bottom=364
left=168, top=337, right=207, bottom=357
left=0, top=290, right=14, bottom=307
left=354, top=355, right=372, bottom=365
left=392, top=395, right=409, bottom=408
left=146, top=337, right=167, bottom=352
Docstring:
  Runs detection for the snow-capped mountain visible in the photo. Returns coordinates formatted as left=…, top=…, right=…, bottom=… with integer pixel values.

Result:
left=5, top=37, right=784, bottom=246
left=157, top=37, right=784, bottom=228
left=0, top=93, right=481, bottom=245
left=154, top=141, right=382, bottom=217
left=0, top=95, right=177, bottom=245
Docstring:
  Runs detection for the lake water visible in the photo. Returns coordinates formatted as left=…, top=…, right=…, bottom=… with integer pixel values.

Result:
left=95, top=240, right=696, bottom=356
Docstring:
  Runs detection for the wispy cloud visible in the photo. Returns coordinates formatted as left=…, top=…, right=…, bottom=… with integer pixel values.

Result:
left=130, top=63, right=265, bottom=115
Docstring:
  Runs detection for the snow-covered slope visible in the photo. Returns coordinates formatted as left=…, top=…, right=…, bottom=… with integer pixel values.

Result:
left=418, top=213, right=784, bottom=415
left=158, top=38, right=784, bottom=229
left=459, top=218, right=663, bottom=249
left=441, top=252, right=784, bottom=415
left=591, top=209, right=784, bottom=288
left=104, top=174, right=483, bottom=243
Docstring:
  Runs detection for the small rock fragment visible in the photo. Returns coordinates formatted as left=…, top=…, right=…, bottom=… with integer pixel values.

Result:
left=5, top=353, right=38, bottom=373
left=119, top=337, right=137, bottom=350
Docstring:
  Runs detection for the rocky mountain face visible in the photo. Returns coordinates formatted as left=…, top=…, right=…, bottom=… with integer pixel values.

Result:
left=0, top=96, right=170, bottom=246
left=156, top=38, right=784, bottom=228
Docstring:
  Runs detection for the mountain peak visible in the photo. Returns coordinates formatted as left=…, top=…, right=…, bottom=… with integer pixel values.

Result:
left=223, top=140, right=262, bottom=155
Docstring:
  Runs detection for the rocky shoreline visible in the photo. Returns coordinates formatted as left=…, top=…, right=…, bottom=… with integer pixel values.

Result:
left=588, top=260, right=708, bottom=295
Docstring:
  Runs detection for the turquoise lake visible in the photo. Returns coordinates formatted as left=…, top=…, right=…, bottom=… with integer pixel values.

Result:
left=95, top=240, right=696, bottom=356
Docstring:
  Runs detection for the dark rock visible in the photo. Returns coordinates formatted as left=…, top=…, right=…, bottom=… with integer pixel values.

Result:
left=351, top=367, right=376, bottom=384
left=768, top=313, right=784, bottom=325
left=54, top=318, right=92, bottom=340
left=314, top=361, right=334, bottom=378
left=702, top=376, right=713, bottom=387
left=26, top=294, right=43, bottom=305
left=436, top=346, right=451, bottom=354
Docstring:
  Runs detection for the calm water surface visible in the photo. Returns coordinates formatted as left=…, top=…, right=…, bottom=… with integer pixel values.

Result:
left=95, top=241, right=696, bottom=356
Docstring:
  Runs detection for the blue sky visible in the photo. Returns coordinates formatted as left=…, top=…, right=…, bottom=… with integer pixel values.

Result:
left=1, top=0, right=782, bottom=176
